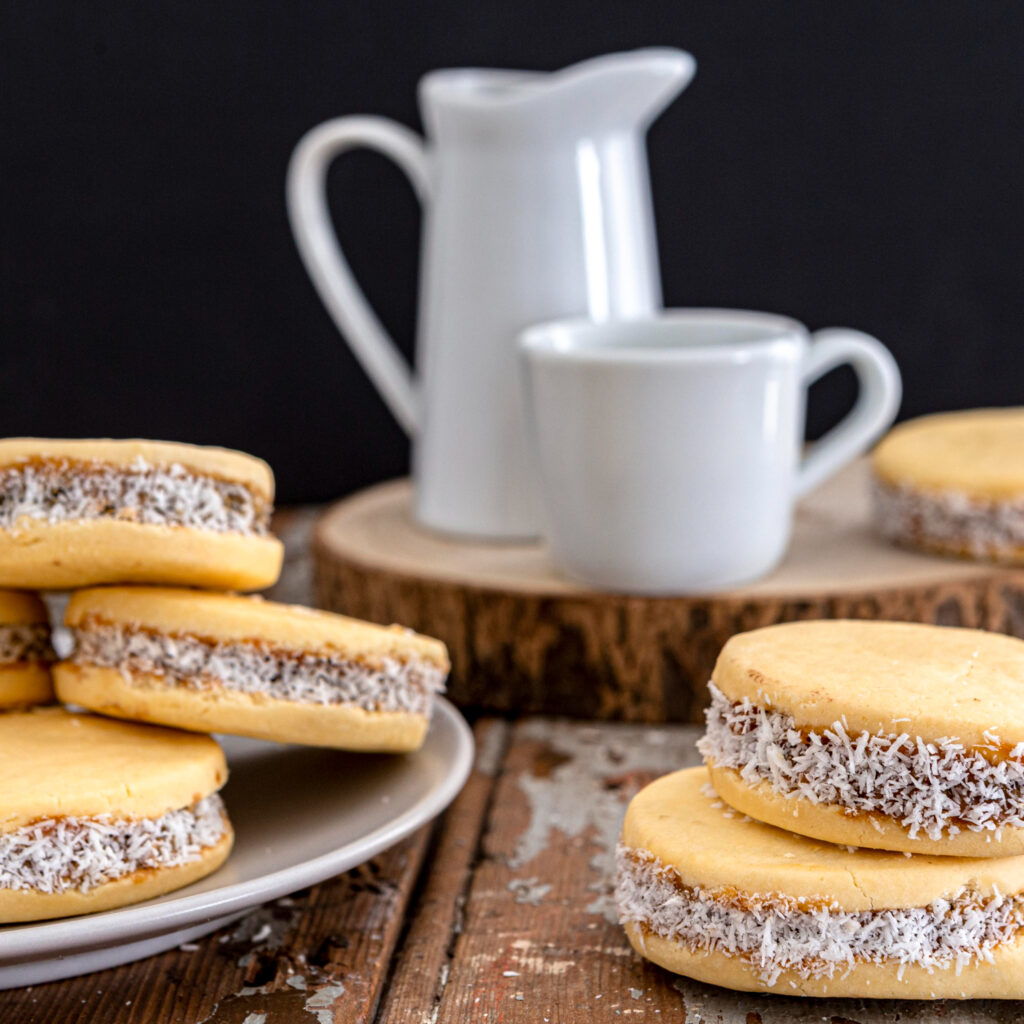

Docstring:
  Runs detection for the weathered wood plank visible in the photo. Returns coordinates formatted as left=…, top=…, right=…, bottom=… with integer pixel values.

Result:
left=428, top=719, right=1024, bottom=1024
left=376, top=719, right=508, bottom=1023
left=0, top=827, right=430, bottom=1024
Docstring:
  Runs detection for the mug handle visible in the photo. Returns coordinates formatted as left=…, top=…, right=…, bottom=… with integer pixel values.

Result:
left=286, top=117, right=430, bottom=436
left=794, top=328, right=902, bottom=498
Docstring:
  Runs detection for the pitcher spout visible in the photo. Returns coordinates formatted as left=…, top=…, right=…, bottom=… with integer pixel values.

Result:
left=545, top=48, right=697, bottom=130
left=420, top=48, right=696, bottom=139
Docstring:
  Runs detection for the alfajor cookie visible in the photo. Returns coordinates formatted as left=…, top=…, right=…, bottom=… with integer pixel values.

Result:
left=0, top=438, right=283, bottom=590
left=698, top=620, right=1024, bottom=857
left=55, top=586, right=449, bottom=752
left=0, top=707, right=231, bottom=922
left=616, top=767, right=1024, bottom=998
left=873, top=408, right=1024, bottom=564
left=0, top=589, right=55, bottom=708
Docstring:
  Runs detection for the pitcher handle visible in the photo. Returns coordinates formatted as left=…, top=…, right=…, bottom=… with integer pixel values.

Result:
left=794, top=328, right=902, bottom=498
left=286, top=117, right=429, bottom=436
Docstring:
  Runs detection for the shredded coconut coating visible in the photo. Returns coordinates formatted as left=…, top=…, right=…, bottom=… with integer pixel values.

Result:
left=615, top=845, right=1024, bottom=984
left=0, top=794, right=227, bottom=895
left=873, top=478, right=1024, bottom=562
left=698, top=683, right=1024, bottom=841
left=0, top=458, right=270, bottom=536
left=71, top=621, right=446, bottom=716
left=0, top=623, right=53, bottom=664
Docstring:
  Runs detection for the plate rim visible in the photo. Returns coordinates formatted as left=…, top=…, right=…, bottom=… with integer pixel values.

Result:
left=0, top=697, right=473, bottom=961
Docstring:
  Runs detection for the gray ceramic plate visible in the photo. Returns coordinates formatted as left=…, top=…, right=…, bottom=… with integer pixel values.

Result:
left=0, top=697, right=473, bottom=989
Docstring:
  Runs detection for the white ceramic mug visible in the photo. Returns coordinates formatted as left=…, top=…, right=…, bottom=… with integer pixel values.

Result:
left=519, top=310, right=901, bottom=593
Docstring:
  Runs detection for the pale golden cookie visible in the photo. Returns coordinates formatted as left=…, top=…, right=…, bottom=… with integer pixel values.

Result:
left=699, top=620, right=1024, bottom=856
left=617, top=767, right=1024, bottom=998
left=0, top=708, right=231, bottom=922
left=55, top=586, right=449, bottom=752
left=0, top=589, right=54, bottom=709
left=0, top=438, right=283, bottom=590
left=872, top=408, right=1024, bottom=563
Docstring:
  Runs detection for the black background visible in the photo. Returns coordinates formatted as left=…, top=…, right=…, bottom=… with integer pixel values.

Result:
left=3, top=3, right=1023, bottom=502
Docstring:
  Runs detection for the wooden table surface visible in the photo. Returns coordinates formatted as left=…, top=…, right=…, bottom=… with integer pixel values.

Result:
left=2, top=511, right=1022, bottom=1023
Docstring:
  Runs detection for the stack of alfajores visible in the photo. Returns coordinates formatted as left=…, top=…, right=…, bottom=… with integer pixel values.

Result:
left=0, top=438, right=448, bottom=923
left=616, top=619, right=1024, bottom=999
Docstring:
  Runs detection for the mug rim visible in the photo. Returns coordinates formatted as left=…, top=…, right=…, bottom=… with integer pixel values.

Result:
left=518, top=308, right=807, bottom=364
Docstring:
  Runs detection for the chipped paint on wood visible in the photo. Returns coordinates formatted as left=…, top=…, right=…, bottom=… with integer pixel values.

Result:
left=512, top=720, right=701, bottom=921
left=303, top=982, right=346, bottom=1023
left=507, top=876, right=553, bottom=905
left=474, top=716, right=510, bottom=776
left=226, top=897, right=307, bottom=968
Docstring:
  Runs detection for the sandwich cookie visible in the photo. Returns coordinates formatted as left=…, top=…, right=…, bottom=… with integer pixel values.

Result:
left=873, top=408, right=1024, bottom=564
left=616, top=767, right=1024, bottom=997
left=55, top=587, right=449, bottom=752
left=0, top=708, right=231, bottom=922
left=698, top=620, right=1024, bottom=857
left=0, top=438, right=283, bottom=590
left=0, top=589, right=55, bottom=708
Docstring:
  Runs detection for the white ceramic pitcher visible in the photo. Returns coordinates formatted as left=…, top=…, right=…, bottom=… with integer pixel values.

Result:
left=287, top=49, right=696, bottom=538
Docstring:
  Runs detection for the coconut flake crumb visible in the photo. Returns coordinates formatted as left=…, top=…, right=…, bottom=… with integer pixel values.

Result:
left=0, top=458, right=270, bottom=536
left=873, top=478, right=1024, bottom=561
left=698, top=683, right=1024, bottom=840
left=614, top=845, right=1024, bottom=985
left=0, top=794, right=226, bottom=894
left=71, top=621, right=446, bottom=716
left=0, top=624, right=53, bottom=664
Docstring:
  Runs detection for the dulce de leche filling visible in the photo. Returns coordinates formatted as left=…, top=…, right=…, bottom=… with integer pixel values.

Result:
left=69, top=619, right=446, bottom=717
left=0, top=623, right=53, bottom=664
left=698, top=683, right=1024, bottom=840
left=0, top=795, right=227, bottom=895
left=0, top=457, right=271, bottom=536
left=615, top=845, right=1024, bottom=984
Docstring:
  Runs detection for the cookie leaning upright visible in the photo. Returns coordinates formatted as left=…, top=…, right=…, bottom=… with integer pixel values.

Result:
left=698, top=619, right=1024, bottom=857
left=873, top=408, right=1024, bottom=563
left=0, top=708, right=231, bottom=923
left=55, top=587, right=449, bottom=752
left=616, top=767, right=1024, bottom=998
left=0, top=589, right=55, bottom=708
left=0, top=439, right=283, bottom=590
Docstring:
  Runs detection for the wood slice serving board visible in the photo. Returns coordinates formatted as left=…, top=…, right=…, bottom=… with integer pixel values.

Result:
left=314, top=460, right=1024, bottom=723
